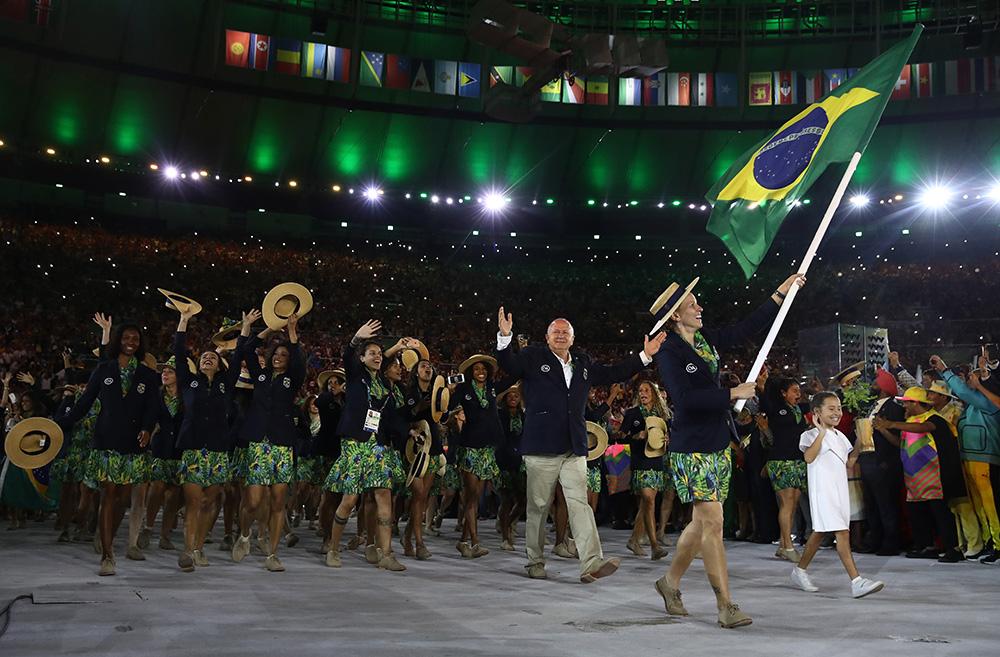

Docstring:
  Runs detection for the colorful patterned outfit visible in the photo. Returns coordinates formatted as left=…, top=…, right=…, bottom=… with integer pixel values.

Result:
left=900, top=410, right=945, bottom=501
left=586, top=465, right=602, bottom=494
left=87, top=449, right=150, bottom=486
left=766, top=459, right=808, bottom=493
left=458, top=446, right=500, bottom=481
left=325, top=436, right=403, bottom=495
left=180, top=448, right=231, bottom=487
left=52, top=397, right=99, bottom=483
left=149, top=392, right=182, bottom=485
left=670, top=448, right=732, bottom=503
left=243, top=440, right=294, bottom=486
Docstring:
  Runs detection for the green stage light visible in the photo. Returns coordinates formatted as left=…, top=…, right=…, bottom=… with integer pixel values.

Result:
left=545, top=198, right=554, bottom=205
left=419, top=192, right=428, bottom=198
left=671, top=200, right=681, bottom=206
left=587, top=199, right=595, bottom=206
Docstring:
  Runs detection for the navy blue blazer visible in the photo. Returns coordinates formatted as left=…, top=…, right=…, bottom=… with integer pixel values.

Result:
left=402, top=383, right=444, bottom=455
left=61, top=358, right=161, bottom=454
left=314, top=391, right=344, bottom=458
left=237, top=336, right=306, bottom=447
left=760, top=388, right=809, bottom=462
left=151, top=392, right=183, bottom=460
left=496, top=407, right=524, bottom=472
left=653, top=300, right=778, bottom=454
left=174, top=331, right=242, bottom=453
left=495, top=342, right=645, bottom=457
left=336, top=341, right=395, bottom=442
left=619, top=406, right=664, bottom=471
left=453, top=376, right=517, bottom=449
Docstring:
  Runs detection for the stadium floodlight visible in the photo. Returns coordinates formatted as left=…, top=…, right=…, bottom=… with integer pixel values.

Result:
left=483, top=190, right=508, bottom=213
left=918, top=185, right=951, bottom=209
left=849, top=194, right=870, bottom=208
left=164, top=166, right=179, bottom=180
left=363, top=186, right=382, bottom=201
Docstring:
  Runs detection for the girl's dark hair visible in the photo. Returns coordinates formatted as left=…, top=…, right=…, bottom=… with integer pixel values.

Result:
left=380, top=355, right=402, bottom=374
left=108, top=323, right=146, bottom=362
left=406, top=359, right=435, bottom=398
left=810, top=391, right=840, bottom=413
left=359, top=340, right=382, bottom=355
left=778, top=378, right=800, bottom=395
left=265, top=340, right=293, bottom=370
left=20, top=388, right=49, bottom=418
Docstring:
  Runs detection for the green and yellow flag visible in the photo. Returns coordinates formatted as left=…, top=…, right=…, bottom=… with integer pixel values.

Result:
left=706, top=25, right=922, bottom=279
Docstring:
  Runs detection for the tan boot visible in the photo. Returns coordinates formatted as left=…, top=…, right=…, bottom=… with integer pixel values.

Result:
left=470, top=544, right=489, bottom=558
left=126, top=545, right=146, bottom=561
left=654, top=576, right=689, bottom=616
left=325, top=547, right=342, bottom=568
left=99, top=557, right=116, bottom=576
left=264, top=554, right=285, bottom=572
left=456, top=541, right=474, bottom=558
left=415, top=544, right=432, bottom=561
left=365, top=545, right=382, bottom=564
left=231, top=534, right=251, bottom=563
left=192, top=549, right=209, bottom=567
left=178, top=552, right=195, bottom=572
left=378, top=552, right=406, bottom=572
left=718, top=603, right=752, bottom=629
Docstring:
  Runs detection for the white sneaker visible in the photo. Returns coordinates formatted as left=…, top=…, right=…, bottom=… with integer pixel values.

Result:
left=851, top=576, right=884, bottom=599
left=790, top=567, right=819, bottom=592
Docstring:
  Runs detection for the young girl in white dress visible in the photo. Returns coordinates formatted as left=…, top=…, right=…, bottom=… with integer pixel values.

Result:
left=791, top=392, right=885, bottom=599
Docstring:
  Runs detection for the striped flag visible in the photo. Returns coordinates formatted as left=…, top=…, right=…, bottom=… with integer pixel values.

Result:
left=972, top=56, right=997, bottom=93
left=515, top=67, right=533, bottom=87
left=411, top=59, right=432, bottom=92
left=748, top=71, right=772, bottom=105
left=715, top=73, right=737, bottom=107
left=360, top=51, right=384, bottom=87
left=798, top=71, right=825, bottom=103
left=325, top=46, right=351, bottom=82
left=540, top=76, right=561, bottom=102
left=825, top=69, right=846, bottom=91
left=667, top=72, right=691, bottom=106
left=270, top=38, right=302, bottom=76
left=585, top=76, right=609, bottom=105
left=490, top=65, right=513, bottom=87
left=385, top=54, right=412, bottom=89
left=434, top=60, right=458, bottom=95
left=618, top=77, right=642, bottom=106
left=944, top=59, right=975, bottom=95
left=911, top=62, right=935, bottom=98
left=458, top=62, right=480, bottom=97
left=248, top=33, right=270, bottom=71
left=224, top=30, right=250, bottom=68
left=643, top=73, right=666, bottom=106
left=773, top=70, right=796, bottom=105
left=300, top=42, right=327, bottom=79
left=561, top=73, right=585, bottom=103
left=891, top=65, right=911, bottom=100
left=694, top=72, right=714, bottom=106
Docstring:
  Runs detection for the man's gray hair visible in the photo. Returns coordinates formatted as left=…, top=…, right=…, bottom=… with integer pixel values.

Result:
left=547, top=318, right=575, bottom=335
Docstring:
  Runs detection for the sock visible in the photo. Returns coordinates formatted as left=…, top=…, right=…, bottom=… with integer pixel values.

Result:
left=851, top=576, right=862, bottom=584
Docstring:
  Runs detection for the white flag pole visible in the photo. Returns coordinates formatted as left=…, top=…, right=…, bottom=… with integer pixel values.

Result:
left=734, top=150, right=863, bottom=413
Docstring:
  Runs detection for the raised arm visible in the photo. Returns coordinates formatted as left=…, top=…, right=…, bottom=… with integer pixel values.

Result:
left=709, top=274, right=804, bottom=350
left=494, top=306, right=525, bottom=380
left=286, top=313, right=306, bottom=388
left=60, top=366, right=103, bottom=427
left=345, top=320, right=381, bottom=379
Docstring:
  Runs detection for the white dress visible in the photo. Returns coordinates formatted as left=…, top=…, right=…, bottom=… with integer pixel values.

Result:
left=799, top=427, right=852, bottom=532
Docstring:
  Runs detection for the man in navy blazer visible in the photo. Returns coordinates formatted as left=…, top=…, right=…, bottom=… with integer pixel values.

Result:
left=495, top=306, right=665, bottom=582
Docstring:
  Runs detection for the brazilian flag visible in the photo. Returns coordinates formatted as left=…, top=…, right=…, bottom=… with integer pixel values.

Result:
left=706, top=25, right=922, bottom=279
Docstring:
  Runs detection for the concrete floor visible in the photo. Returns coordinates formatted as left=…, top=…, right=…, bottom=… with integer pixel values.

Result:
left=1, top=519, right=997, bottom=657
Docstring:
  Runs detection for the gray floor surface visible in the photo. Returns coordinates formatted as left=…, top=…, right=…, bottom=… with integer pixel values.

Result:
left=1, top=518, right=997, bottom=656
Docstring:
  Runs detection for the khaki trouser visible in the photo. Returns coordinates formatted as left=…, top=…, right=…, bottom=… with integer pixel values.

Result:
left=523, top=453, right=603, bottom=576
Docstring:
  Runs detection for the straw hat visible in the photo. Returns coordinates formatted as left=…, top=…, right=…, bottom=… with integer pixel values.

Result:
left=261, top=282, right=314, bottom=330
left=586, top=421, right=609, bottom=461
left=235, top=365, right=254, bottom=390
left=399, top=339, right=431, bottom=373
left=829, top=360, right=865, bottom=388
left=4, top=417, right=64, bottom=470
left=927, top=380, right=957, bottom=400
left=644, top=415, right=668, bottom=458
left=648, top=277, right=699, bottom=335
left=431, top=375, right=450, bottom=423
left=496, top=382, right=522, bottom=406
left=459, top=354, right=498, bottom=376
left=212, top=318, right=242, bottom=351
left=158, top=355, right=197, bottom=374
left=895, top=386, right=931, bottom=405
left=316, top=368, right=346, bottom=392
left=157, top=288, right=202, bottom=315
left=405, top=420, right=433, bottom=486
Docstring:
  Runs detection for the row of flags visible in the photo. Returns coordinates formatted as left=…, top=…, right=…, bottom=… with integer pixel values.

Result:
left=224, top=31, right=482, bottom=96
left=224, top=30, right=999, bottom=108
left=750, top=57, right=1000, bottom=106
left=0, top=0, right=53, bottom=26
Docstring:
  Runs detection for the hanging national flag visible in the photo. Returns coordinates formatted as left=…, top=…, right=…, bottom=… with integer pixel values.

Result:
left=748, top=72, right=772, bottom=106
left=706, top=26, right=922, bottom=279
left=667, top=72, right=691, bottom=106
left=384, top=54, right=412, bottom=89
left=911, top=62, right=934, bottom=98
left=225, top=30, right=250, bottom=68
left=248, top=33, right=271, bottom=71
left=411, top=59, right=432, bottom=92
left=797, top=71, right=824, bottom=104
left=586, top=76, right=609, bottom=105
left=434, top=60, right=458, bottom=95
left=458, top=62, right=481, bottom=97
left=269, top=38, right=301, bottom=76
left=715, top=73, right=738, bottom=107
left=825, top=69, right=846, bottom=91
left=540, top=75, right=561, bottom=102
left=847, top=68, right=859, bottom=80
left=490, top=65, right=513, bottom=87
left=300, top=42, right=327, bottom=79
left=944, top=59, right=974, bottom=95
left=891, top=65, right=911, bottom=100
left=773, top=71, right=796, bottom=105
left=515, top=67, right=533, bottom=87
left=618, top=77, right=642, bottom=106
left=694, top=72, right=714, bottom=107
left=643, top=73, right=666, bottom=106
left=325, top=46, right=351, bottom=82
left=360, top=51, right=384, bottom=87
left=972, top=56, right=996, bottom=93
left=33, top=0, right=52, bottom=26
left=562, top=73, right=585, bottom=103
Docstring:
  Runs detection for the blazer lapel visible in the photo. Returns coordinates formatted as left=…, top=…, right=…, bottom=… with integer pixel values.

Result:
left=668, top=335, right=717, bottom=384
